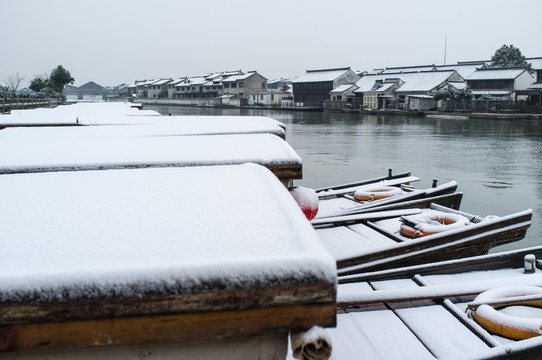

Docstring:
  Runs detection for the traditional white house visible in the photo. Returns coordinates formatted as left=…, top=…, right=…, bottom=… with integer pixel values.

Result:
left=135, top=79, right=158, bottom=99
left=222, top=71, right=267, bottom=98
left=393, top=70, right=464, bottom=110
left=465, top=68, right=534, bottom=100
left=354, top=76, right=402, bottom=110
left=146, top=78, right=173, bottom=99
left=167, top=78, right=187, bottom=98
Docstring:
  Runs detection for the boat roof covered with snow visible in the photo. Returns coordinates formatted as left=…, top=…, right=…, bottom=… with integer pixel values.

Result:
left=0, top=128, right=301, bottom=184
left=0, top=164, right=336, bottom=356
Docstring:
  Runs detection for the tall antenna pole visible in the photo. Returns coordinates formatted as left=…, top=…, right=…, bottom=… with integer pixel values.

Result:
left=443, top=33, right=447, bottom=65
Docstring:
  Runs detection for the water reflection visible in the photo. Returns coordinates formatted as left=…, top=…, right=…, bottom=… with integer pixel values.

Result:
left=147, top=105, right=542, bottom=251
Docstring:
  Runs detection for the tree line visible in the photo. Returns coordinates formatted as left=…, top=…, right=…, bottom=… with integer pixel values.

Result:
left=1, top=65, right=74, bottom=99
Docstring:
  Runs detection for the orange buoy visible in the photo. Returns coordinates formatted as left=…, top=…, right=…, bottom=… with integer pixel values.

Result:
left=289, top=186, right=319, bottom=220
left=468, top=286, right=542, bottom=340
left=354, top=186, right=403, bottom=201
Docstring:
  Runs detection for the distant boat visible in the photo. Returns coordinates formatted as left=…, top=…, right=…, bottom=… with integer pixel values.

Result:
left=313, top=203, right=532, bottom=274
left=314, top=170, right=459, bottom=218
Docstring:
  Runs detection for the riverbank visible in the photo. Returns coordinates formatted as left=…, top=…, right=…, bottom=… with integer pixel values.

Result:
left=138, top=99, right=542, bottom=120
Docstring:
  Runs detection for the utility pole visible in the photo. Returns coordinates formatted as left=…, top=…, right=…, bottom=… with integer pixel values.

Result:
left=443, top=33, right=448, bottom=65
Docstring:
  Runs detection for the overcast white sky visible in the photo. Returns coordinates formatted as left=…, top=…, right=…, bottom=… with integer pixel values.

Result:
left=1, top=0, right=541, bottom=87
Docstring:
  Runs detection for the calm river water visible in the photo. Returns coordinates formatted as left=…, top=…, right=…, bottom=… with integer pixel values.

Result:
left=148, top=105, right=542, bottom=252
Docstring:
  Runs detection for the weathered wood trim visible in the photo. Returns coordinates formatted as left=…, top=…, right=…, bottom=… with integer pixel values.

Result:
left=339, top=246, right=542, bottom=284
left=268, top=164, right=303, bottom=182
left=0, top=303, right=336, bottom=353
left=0, top=283, right=334, bottom=325
left=314, top=170, right=412, bottom=193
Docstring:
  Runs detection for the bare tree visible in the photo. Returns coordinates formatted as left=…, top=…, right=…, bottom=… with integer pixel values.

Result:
left=3, top=73, right=26, bottom=94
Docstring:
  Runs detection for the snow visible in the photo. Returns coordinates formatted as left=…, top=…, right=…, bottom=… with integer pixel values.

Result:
left=325, top=310, right=435, bottom=360
left=317, top=225, right=398, bottom=261
left=528, top=82, right=542, bottom=89
left=333, top=263, right=542, bottom=358
left=330, top=84, right=357, bottom=93
left=396, top=305, right=490, bottom=358
left=466, top=68, right=526, bottom=80
left=337, top=271, right=542, bottom=305
left=0, top=130, right=301, bottom=174
left=0, top=102, right=160, bottom=126
left=292, top=69, right=352, bottom=83
left=355, top=71, right=456, bottom=93
left=393, top=71, right=457, bottom=93
left=0, top=164, right=336, bottom=302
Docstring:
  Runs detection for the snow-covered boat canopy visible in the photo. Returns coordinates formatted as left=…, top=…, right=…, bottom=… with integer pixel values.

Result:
left=0, top=102, right=286, bottom=134
left=0, top=127, right=301, bottom=182
left=0, top=163, right=336, bottom=306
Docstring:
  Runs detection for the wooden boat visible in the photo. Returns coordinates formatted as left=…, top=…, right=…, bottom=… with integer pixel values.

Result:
left=313, top=203, right=532, bottom=274
left=0, top=129, right=301, bottom=186
left=0, top=165, right=336, bottom=359
left=315, top=170, right=459, bottom=219
left=322, top=246, right=542, bottom=360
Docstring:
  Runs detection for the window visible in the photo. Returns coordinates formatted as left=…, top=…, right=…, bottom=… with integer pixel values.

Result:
left=224, top=83, right=230, bottom=88
left=231, top=83, right=237, bottom=88
left=262, top=82, right=265, bottom=88
left=239, top=82, right=244, bottom=88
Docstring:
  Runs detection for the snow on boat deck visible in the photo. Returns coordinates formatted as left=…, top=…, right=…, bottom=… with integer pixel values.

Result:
left=0, top=103, right=296, bottom=178
left=0, top=102, right=286, bottom=136
left=0, top=129, right=301, bottom=175
left=288, top=263, right=542, bottom=359
left=0, top=164, right=336, bottom=302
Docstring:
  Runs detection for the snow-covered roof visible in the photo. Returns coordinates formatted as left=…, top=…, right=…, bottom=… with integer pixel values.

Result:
left=267, top=78, right=291, bottom=85
left=528, top=82, right=542, bottom=89
left=471, top=90, right=512, bottom=96
left=330, top=84, right=358, bottom=93
left=169, top=77, right=187, bottom=85
left=448, top=82, right=467, bottom=90
left=138, top=79, right=159, bottom=86
left=381, top=65, right=436, bottom=74
left=393, top=71, right=458, bottom=93
left=292, top=68, right=352, bottom=83
left=436, top=63, right=482, bottom=79
left=354, top=71, right=458, bottom=93
left=0, top=164, right=336, bottom=302
left=466, top=68, right=527, bottom=81
left=186, top=76, right=208, bottom=85
left=221, top=73, right=252, bottom=82
left=0, top=130, right=301, bottom=175
left=151, top=78, right=173, bottom=86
